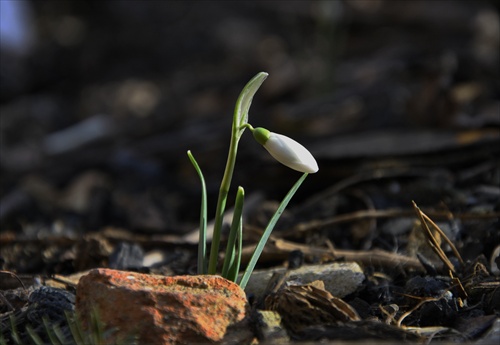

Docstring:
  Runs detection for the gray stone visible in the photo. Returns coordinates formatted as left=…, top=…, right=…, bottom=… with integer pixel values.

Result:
left=242, top=262, right=365, bottom=300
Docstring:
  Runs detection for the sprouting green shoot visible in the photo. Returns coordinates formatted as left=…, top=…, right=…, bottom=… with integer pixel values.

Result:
left=238, top=172, right=308, bottom=289
left=227, top=218, right=242, bottom=282
left=187, top=150, right=207, bottom=274
left=221, top=186, right=244, bottom=278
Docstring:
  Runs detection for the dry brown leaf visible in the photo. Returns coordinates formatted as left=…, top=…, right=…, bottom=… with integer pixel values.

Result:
left=265, top=280, right=360, bottom=332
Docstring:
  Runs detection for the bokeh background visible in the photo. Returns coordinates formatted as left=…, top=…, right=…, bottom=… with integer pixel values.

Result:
left=1, top=0, right=499, bottom=238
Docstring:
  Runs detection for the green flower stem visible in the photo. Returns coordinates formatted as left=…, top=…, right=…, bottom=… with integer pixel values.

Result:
left=239, top=172, right=308, bottom=289
left=239, top=123, right=255, bottom=132
left=221, top=186, right=245, bottom=279
left=207, top=72, right=268, bottom=274
left=207, top=132, right=239, bottom=274
left=187, top=150, right=207, bottom=274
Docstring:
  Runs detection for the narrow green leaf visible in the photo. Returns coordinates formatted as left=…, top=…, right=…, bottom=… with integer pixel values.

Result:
left=233, top=72, right=268, bottom=134
left=52, top=323, right=70, bottom=344
left=239, top=173, right=308, bottom=289
left=8, top=314, right=23, bottom=345
left=65, top=311, right=85, bottom=345
left=227, top=218, right=243, bottom=282
left=42, top=317, right=62, bottom=345
left=90, top=306, right=104, bottom=344
left=221, top=186, right=245, bottom=279
left=187, top=150, right=208, bottom=274
left=25, top=325, right=44, bottom=345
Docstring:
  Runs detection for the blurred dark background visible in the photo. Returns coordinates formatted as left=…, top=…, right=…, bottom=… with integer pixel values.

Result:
left=1, top=0, right=499, bottom=236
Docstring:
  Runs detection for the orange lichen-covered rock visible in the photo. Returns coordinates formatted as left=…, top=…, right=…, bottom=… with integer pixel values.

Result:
left=76, top=268, right=249, bottom=345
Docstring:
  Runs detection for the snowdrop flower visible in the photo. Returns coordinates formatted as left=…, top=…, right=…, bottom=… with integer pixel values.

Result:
left=252, top=127, right=318, bottom=173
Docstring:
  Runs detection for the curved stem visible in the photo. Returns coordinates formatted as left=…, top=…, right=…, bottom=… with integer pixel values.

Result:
left=239, top=123, right=255, bottom=132
left=207, top=72, right=268, bottom=275
left=207, top=129, right=240, bottom=274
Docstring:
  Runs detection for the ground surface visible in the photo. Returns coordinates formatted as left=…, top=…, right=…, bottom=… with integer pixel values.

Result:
left=1, top=1, right=499, bottom=343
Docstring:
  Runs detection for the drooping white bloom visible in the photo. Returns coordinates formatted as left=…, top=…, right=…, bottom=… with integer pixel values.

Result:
left=253, top=127, right=319, bottom=173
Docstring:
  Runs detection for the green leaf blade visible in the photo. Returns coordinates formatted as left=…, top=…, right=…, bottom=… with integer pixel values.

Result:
left=221, top=186, right=245, bottom=280
left=233, top=72, right=268, bottom=133
left=227, top=219, right=243, bottom=282
left=187, top=150, right=208, bottom=274
left=239, top=173, right=308, bottom=289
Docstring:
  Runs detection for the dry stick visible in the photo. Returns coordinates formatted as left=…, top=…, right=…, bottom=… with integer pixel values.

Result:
left=0, top=270, right=27, bottom=290
left=288, top=208, right=500, bottom=236
left=449, top=273, right=468, bottom=299
left=421, top=212, right=465, bottom=267
left=379, top=304, right=399, bottom=325
left=239, top=236, right=425, bottom=272
left=412, top=201, right=456, bottom=273
left=396, top=293, right=447, bottom=327
left=0, top=271, right=28, bottom=312
left=49, top=274, right=79, bottom=288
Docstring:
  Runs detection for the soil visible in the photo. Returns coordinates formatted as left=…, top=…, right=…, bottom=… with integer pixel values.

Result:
left=1, top=1, right=499, bottom=344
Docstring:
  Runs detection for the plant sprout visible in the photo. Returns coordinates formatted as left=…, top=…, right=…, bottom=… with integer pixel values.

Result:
left=187, top=72, right=318, bottom=289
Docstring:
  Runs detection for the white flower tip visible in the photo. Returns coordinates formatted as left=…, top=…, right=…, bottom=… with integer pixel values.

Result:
left=292, top=157, right=319, bottom=174
left=303, top=158, right=319, bottom=174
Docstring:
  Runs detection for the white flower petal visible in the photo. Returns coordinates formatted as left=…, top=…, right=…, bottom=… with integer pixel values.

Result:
left=263, top=132, right=318, bottom=173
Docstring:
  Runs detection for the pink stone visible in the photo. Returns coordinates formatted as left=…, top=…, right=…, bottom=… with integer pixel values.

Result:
left=76, top=268, right=250, bottom=345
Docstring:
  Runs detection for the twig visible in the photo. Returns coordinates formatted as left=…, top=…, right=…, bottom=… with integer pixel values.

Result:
left=239, top=237, right=425, bottom=272
left=0, top=271, right=27, bottom=290
left=421, top=212, right=464, bottom=267
left=412, top=201, right=456, bottom=273
left=396, top=292, right=449, bottom=327
left=286, top=208, right=500, bottom=236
